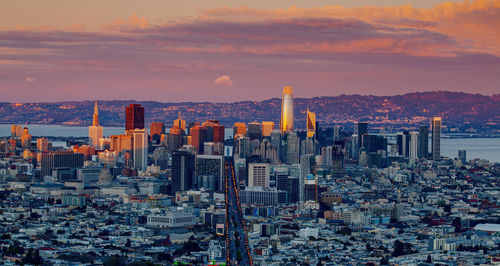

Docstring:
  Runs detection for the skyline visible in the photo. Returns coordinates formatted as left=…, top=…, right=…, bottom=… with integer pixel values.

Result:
left=1, top=0, right=499, bottom=102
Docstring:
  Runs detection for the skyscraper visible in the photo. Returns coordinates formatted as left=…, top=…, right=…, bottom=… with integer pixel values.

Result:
left=458, top=150, right=467, bottom=164
left=133, top=128, right=148, bottom=170
left=125, top=104, right=145, bottom=131
left=233, top=123, right=246, bottom=138
left=247, top=122, right=262, bottom=140
left=432, top=117, right=441, bottom=161
left=173, top=112, right=186, bottom=133
left=261, top=121, right=274, bottom=137
left=196, top=155, right=224, bottom=191
left=280, top=86, right=294, bottom=135
left=357, top=122, right=368, bottom=147
left=283, top=132, right=299, bottom=165
left=190, top=126, right=207, bottom=154
left=409, top=131, right=419, bottom=159
left=418, top=125, right=429, bottom=159
left=171, top=149, right=195, bottom=193
left=89, top=102, right=103, bottom=149
left=306, top=108, right=316, bottom=139
left=21, top=127, right=31, bottom=149
left=150, top=122, right=165, bottom=143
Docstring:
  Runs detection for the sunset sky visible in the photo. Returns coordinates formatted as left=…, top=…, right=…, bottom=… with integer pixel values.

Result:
left=1, top=0, right=499, bottom=102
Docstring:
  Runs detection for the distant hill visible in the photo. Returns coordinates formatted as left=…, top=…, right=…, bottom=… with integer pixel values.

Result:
left=0, top=91, right=498, bottom=131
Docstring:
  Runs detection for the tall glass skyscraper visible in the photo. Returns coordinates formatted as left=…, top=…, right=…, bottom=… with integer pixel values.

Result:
left=306, top=108, right=316, bottom=139
left=432, top=117, right=441, bottom=161
left=280, top=86, right=294, bottom=135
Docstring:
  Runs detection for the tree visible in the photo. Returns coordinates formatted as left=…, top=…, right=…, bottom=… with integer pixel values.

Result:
left=426, top=254, right=432, bottom=263
left=125, top=238, right=131, bottom=248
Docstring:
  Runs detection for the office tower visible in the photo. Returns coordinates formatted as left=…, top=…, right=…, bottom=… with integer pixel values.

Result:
left=321, top=146, right=333, bottom=167
left=280, top=86, right=294, bottom=135
left=270, top=130, right=282, bottom=161
left=125, top=104, right=145, bottom=131
left=11, top=125, right=23, bottom=139
left=248, top=163, right=270, bottom=188
left=284, top=132, right=300, bottom=165
left=37, top=137, right=49, bottom=152
left=190, top=126, right=207, bottom=154
left=458, top=150, right=467, bottom=164
left=196, top=155, right=224, bottom=192
left=173, top=112, right=186, bottom=133
left=357, top=122, right=368, bottom=147
left=418, top=125, right=429, bottom=159
left=396, top=132, right=407, bottom=157
left=234, top=135, right=250, bottom=159
left=306, top=108, right=316, bottom=138
left=333, top=125, right=341, bottom=142
left=171, top=150, right=195, bottom=193
left=261, top=121, right=274, bottom=137
left=408, top=131, right=419, bottom=159
left=21, top=127, right=32, bottom=149
left=88, top=102, right=104, bottom=149
left=203, top=120, right=224, bottom=143
left=276, top=173, right=289, bottom=192
left=110, top=134, right=133, bottom=156
left=287, top=177, right=300, bottom=203
left=431, top=117, right=441, bottom=161
left=301, top=137, right=314, bottom=156
left=247, top=122, right=262, bottom=140
left=233, top=122, right=246, bottom=138
left=150, top=122, right=165, bottom=143
left=133, top=129, right=148, bottom=170
left=40, top=151, right=84, bottom=178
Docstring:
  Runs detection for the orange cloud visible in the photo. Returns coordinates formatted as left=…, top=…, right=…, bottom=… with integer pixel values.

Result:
left=203, top=0, right=500, bottom=56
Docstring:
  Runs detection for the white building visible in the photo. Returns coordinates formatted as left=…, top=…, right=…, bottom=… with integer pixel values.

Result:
left=147, top=212, right=196, bottom=227
left=248, top=163, right=270, bottom=188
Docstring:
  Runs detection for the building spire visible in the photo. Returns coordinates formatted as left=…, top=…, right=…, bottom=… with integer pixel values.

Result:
left=93, top=101, right=99, bottom=126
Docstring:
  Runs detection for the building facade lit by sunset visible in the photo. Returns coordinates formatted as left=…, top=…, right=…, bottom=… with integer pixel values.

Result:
left=89, top=102, right=103, bottom=149
left=126, top=104, right=145, bottom=131
left=280, top=86, right=294, bottom=135
left=306, top=108, right=316, bottom=138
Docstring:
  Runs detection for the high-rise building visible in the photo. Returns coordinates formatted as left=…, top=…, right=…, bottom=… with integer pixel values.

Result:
left=432, top=117, right=441, bottom=161
left=41, top=151, right=84, bottom=178
left=261, top=121, right=274, bottom=137
left=125, top=104, right=145, bottom=131
left=132, top=129, right=148, bottom=170
left=357, top=122, right=368, bottom=147
left=190, top=126, right=207, bottom=154
left=171, top=150, right=195, bottom=193
left=110, top=134, right=133, bottom=155
left=418, top=125, right=429, bottom=158
left=196, top=155, right=224, bottom=192
left=270, top=130, right=282, bottom=162
left=11, top=125, right=23, bottom=139
left=21, top=127, right=31, bottom=149
left=37, top=137, right=49, bottom=152
left=173, top=112, right=186, bottom=133
left=247, top=122, right=262, bottom=140
left=458, top=150, right=467, bottom=164
left=248, top=163, right=270, bottom=188
left=202, top=120, right=224, bottom=143
left=280, top=86, right=294, bottom=135
left=333, top=125, right=341, bottom=142
left=283, top=132, right=299, bottom=165
left=409, top=131, right=419, bottom=159
left=233, top=122, right=246, bottom=138
left=150, top=122, right=165, bottom=143
left=89, top=102, right=103, bottom=149
left=306, top=108, right=316, bottom=139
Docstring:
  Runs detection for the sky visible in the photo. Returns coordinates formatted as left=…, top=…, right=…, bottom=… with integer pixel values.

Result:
left=0, top=0, right=499, bottom=102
